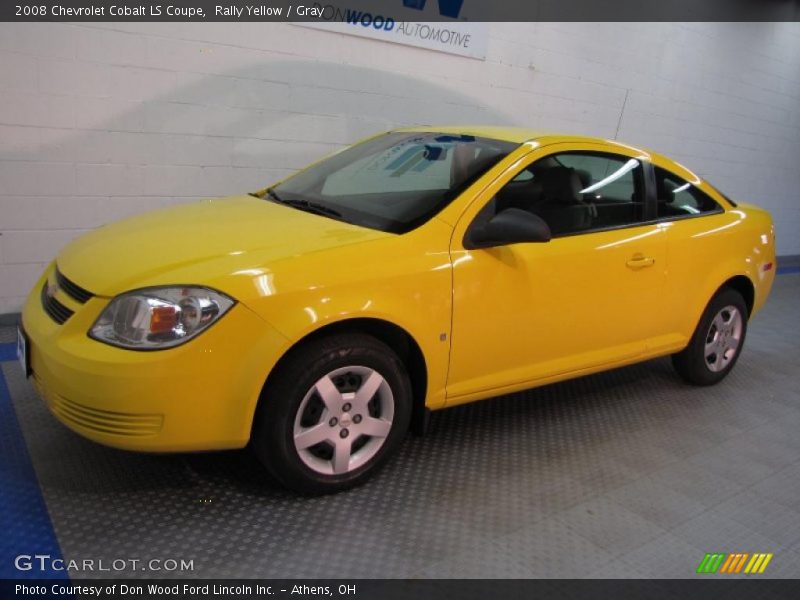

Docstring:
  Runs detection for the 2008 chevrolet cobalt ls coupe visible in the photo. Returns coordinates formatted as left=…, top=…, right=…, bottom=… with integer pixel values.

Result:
left=20, top=127, right=775, bottom=493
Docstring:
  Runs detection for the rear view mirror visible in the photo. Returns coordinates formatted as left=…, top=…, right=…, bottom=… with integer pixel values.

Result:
left=465, top=208, right=552, bottom=249
left=423, top=145, right=447, bottom=161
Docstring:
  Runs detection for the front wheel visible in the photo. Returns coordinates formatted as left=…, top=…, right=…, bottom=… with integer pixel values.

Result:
left=671, top=287, right=748, bottom=386
left=252, top=333, right=412, bottom=494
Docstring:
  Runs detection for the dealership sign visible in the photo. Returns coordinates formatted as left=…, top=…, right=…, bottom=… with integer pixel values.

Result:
left=294, top=1, right=487, bottom=60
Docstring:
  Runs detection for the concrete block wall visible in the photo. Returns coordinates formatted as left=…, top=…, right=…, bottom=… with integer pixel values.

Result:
left=1, top=22, right=798, bottom=313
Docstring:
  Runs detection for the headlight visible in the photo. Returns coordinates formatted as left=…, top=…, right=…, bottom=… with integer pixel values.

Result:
left=89, top=287, right=235, bottom=350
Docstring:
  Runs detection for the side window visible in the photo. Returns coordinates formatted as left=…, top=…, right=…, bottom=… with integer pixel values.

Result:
left=491, top=151, right=645, bottom=236
left=654, top=166, right=722, bottom=218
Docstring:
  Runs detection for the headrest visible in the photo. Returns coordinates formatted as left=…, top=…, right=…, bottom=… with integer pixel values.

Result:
left=574, top=169, right=592, bottom=189
left=657, top=178, right=678, bottom=203
left=538, top=167, right=582, bottom=204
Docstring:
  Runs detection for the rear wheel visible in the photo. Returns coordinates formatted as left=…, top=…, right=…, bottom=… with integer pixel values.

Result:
left=671, top=288, right=748, bottom=386
left=252, top=333, right=412, bottom=494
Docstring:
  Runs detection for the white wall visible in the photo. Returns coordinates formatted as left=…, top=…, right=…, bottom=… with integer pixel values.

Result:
left=1, top=22, right=799, bottom=314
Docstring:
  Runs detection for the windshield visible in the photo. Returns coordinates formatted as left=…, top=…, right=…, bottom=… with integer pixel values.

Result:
left=269, top=132, right=517, bottom=233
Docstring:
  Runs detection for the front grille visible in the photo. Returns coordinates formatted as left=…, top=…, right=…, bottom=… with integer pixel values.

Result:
left=48, top=392, right=163, bottom=437
left=41, top=283, right=74, bottom=324
left=56, top=268, right=94, bottom=303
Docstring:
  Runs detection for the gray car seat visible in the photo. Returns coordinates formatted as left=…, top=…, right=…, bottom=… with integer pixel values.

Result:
left=535, top=167, right=593, bottom=234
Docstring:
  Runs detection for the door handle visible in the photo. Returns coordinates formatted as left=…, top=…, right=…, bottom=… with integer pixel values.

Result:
left=626, top=254, right=655, bottom=269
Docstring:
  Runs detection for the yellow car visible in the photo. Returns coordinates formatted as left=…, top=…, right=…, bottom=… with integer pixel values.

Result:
left=19, top=127, right=776, bottom=493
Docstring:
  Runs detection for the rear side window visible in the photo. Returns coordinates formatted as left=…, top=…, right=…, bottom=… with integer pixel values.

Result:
left=655, top=166, right=722, bottom=218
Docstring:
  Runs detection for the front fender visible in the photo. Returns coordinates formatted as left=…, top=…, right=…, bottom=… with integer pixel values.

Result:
left=234, top=219, right=454, bottom=409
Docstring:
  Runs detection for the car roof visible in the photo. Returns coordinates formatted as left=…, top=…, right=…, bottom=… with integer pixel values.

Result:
left=392, top=125, right=717, bottom=201
left=393, top=125, right=611, bottom=146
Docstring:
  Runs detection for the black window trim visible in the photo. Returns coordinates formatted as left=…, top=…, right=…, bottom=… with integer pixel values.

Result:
left=643, top=160, right=658, bottom=222
left=463, top=150, right=732, bottom=246
left=465, top=148, right=652, bottom=244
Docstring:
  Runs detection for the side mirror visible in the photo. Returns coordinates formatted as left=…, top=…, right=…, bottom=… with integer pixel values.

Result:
left=465, top=208, right=552, bottom=249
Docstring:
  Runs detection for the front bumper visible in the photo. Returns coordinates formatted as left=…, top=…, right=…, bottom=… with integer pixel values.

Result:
left=22, top=266, right=289, bottom=452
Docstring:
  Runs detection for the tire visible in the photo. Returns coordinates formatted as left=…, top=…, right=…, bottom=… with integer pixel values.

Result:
left=671, top=287, right=748, bottom=386
left=252, top=333, right=412, bottom=494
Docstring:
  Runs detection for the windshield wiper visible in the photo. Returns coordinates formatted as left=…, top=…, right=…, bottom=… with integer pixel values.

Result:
left=283, top=199, right=342, bottom=218
left=263, top=188, right=342, bottom=219
left=264, top=188, right=282, bottom=203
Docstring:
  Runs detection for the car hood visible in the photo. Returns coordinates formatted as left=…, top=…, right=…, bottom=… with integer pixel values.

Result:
left=56, top=195, right=390, bottom=297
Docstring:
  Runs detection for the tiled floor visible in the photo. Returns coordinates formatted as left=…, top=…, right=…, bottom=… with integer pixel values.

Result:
left=2, top=275, right=799, bottom=579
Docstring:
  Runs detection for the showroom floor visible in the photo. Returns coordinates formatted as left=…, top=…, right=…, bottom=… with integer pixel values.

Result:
left=1, top=274, right=799, bottom=579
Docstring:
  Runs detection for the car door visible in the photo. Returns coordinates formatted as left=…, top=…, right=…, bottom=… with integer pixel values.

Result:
left=446, top=142, right=668, bottom=404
